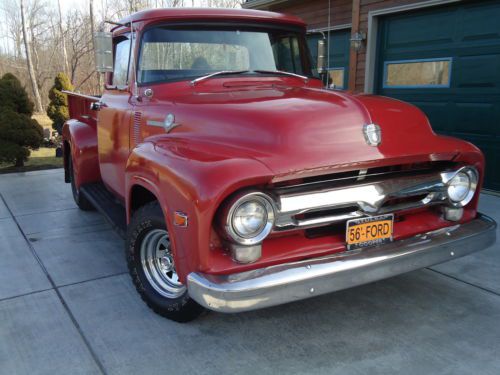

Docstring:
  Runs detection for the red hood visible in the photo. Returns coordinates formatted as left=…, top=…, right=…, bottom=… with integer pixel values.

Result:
left=147, top=79, right=478, bottom=181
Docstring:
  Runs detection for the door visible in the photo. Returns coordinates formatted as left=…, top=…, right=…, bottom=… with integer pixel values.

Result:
left=98, top=35, right=133, bottom=199
left=307, top=29, right=351, bottom=89
left=376, top=0, right=500, bottom=190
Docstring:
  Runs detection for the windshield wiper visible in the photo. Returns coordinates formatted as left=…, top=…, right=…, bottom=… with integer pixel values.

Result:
left=190, top=70, right=249, bottom=86
left=253, top=70, right=309, bottom=83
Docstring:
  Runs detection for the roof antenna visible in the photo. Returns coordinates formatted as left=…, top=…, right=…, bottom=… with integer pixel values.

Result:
left=327, top=0, right=331, bottom=88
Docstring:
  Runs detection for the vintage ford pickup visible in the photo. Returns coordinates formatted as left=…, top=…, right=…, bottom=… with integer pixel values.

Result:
left=62, top=8, right=496, bottom=322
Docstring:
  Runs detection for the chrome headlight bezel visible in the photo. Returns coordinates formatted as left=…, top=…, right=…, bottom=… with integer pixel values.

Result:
left=443, top=166, right=478, bottom=208
left=223, top=192, right=276, bottom=246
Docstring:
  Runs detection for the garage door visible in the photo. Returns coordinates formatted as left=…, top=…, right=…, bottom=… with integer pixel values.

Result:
left=308, top=29, right=350, bottom=89
left=376, top=0, right=500, bottom=190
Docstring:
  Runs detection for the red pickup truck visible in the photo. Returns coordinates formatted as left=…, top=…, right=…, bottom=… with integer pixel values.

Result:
left=63, top=8, right=496, bottom=322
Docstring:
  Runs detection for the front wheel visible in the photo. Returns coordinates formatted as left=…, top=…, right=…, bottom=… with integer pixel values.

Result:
left=126, top=202, right=204, bottom=322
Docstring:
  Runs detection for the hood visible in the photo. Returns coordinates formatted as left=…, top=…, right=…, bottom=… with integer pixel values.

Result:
left=147, top=79, right=469, bottom=181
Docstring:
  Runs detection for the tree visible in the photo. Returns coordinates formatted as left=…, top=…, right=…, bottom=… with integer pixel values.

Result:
left=57, top=0, right=69, bottom=75
left=47, top=72, right=73, bottom=134
left=20, top=0, right=43, bottom=113
left=0, top=73, right=43, bottom=167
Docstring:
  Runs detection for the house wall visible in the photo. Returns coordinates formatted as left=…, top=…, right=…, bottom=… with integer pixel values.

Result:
left=247, top=0, right=453, bottom=92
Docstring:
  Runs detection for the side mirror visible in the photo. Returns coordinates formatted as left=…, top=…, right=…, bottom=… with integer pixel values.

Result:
left=94, top=31, right=113, bottom=73
left=317, top=39, right=326, bottom=74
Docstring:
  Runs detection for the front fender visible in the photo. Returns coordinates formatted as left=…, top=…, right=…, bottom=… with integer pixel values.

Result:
left=125, top=138, right=274, bottom=282
left=62, top=119, right=101, bottom=189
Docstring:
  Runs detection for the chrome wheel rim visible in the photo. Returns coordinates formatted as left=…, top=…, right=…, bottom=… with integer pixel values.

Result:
left=140, top=229, right=186, bottom=298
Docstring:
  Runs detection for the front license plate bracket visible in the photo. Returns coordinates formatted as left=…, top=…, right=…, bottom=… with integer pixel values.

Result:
left=346, top=214, right=394, bottom=251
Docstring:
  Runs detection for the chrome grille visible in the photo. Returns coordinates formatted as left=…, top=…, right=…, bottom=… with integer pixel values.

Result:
left=272, top=168, right=461, bottom=232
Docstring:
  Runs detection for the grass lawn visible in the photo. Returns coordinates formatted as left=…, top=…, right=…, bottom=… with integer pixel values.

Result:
left=0, top=114, right=64, bottom=174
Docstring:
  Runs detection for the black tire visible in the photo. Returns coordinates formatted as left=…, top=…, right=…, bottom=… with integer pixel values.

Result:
left=126, top=201, right=204, bottom=322
left=69, top=156, right=94, bottom=211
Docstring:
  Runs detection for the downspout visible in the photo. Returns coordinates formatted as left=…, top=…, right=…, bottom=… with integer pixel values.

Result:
left=348, top=0, right=361, bottom=92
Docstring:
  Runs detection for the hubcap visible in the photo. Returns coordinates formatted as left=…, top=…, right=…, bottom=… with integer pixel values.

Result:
left=140, top=229, right=186, bottom=298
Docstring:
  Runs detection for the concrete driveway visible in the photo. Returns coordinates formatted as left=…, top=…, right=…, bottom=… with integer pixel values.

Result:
left=0, top=169, right=499, bottom=375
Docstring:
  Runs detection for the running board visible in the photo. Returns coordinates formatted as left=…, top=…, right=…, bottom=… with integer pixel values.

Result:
left=80, top=183, right=127, bottom=238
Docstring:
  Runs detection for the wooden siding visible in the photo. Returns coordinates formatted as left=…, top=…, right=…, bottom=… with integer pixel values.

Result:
left=268, top=0, right=353, bottom=30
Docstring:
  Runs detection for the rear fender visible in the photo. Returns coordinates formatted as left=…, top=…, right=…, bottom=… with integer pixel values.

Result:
left=62, top=119, right=101, bottom=189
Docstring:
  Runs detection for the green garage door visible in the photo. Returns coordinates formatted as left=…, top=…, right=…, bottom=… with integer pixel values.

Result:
left=308, top=29, right=350, bottom=89
left=376, top=0, right=500, bottom=190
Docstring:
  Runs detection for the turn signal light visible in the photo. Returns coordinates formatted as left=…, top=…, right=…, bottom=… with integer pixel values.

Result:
left=174, top=211, right=188, bottom=227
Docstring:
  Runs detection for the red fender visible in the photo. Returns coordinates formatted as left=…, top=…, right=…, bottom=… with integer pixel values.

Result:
left=62, top=119, right=101, bottom=189
left=125, top=140, right=274, bottom=282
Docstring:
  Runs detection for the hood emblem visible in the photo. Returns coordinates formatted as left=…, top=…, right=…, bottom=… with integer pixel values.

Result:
left=363, top=123, right=382, bottom=146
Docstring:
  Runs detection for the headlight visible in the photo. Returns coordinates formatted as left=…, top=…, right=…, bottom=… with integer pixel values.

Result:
left=224, top=192, right=275, bottom=245
left=446, top=167, right=478, bottom=207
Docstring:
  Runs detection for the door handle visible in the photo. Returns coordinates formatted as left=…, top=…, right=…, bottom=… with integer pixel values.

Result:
left=90, top=101, right=107, bottom=111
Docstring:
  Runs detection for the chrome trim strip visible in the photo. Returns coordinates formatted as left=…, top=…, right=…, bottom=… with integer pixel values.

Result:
left=146, top=120, right=164, bottom=127
left=187, top=214, right=496, bottom=313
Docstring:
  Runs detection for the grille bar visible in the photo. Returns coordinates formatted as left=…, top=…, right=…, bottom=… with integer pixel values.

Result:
left=273, top=169, right=455, bottom=232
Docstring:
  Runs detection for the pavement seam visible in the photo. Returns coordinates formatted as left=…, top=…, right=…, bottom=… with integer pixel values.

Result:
left=426, top=267, right=500, bottom=297
left=0, top=272, right=129, bottom=303
left=0, top=192, right=108, bottom=375
left=13, top=206, right=81, bottom=218
left=58, top=271, right=128, bottom=289
left=0, top=288, right=55, bottom=303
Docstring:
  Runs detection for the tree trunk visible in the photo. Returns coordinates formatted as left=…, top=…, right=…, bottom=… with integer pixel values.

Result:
left=57, top=0, right=70, bottom=76
left=20, top=0, right=43, bottom=113
left=89, top=0, right=102, bottom=94
left=15, top=157, right=24, bottom=168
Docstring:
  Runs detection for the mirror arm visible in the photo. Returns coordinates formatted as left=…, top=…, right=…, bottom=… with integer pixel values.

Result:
left=316, top=38, right=328, bottom=88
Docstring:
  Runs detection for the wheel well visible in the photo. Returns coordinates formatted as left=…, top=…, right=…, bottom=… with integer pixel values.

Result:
left=130, top=185, right=159, bottom=215
left=63, top=141, right=70, bottom=183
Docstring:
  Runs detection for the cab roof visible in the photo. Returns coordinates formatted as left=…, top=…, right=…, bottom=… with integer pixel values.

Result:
left=116, top=8, right=306, bottom=29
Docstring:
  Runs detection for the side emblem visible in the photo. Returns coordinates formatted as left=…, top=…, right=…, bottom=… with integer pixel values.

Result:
left=146, top=113, right=181, bottom=133
left=363, top=123, right=382, bottom=146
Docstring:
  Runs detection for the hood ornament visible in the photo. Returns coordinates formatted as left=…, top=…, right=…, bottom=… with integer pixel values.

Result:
left=363, top=123, right=382, bottom=146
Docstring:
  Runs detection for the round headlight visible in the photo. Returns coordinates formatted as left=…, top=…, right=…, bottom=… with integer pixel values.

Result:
left=446, top=167, right=478, bottom=207
left=224, top=192, right=275, bottom=245
left=448, top=172, right=470, bottom=202
left=233, top=201, right=267, bottom=238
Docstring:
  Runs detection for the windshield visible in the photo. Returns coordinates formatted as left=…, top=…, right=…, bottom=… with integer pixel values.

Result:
left=138, top=25, right=314, bottom=84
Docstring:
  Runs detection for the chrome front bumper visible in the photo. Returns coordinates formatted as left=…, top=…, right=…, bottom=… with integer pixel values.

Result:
left=187, top=214, right=496, bottom=313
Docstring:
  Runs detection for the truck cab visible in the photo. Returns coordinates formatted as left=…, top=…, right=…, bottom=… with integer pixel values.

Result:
left=62, top=8, right=496, bottom=322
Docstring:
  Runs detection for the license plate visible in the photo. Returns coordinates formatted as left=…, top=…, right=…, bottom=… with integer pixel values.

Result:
left=346, top=214, right=394, bottom=250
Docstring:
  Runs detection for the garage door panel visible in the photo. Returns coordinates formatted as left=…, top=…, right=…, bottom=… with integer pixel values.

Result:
left=461, top=2, right=500, bottom=42
left=452, top=102, right=498, bottom=137
left=454, top=54, right=500, bottom=90
left=377, top=0, right=500, bottom=190
left=385, top=10, right=455, bottom=50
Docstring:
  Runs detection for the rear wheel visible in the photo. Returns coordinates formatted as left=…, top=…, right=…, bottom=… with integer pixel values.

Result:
left=69, top=156, right=94, bottom=211
left=126, top=201, right=204, bottom=322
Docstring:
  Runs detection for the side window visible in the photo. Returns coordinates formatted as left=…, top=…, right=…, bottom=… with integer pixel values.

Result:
left=113, top=37, right=131, bottom=87
left=272, top=35, right=304, bottom=75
